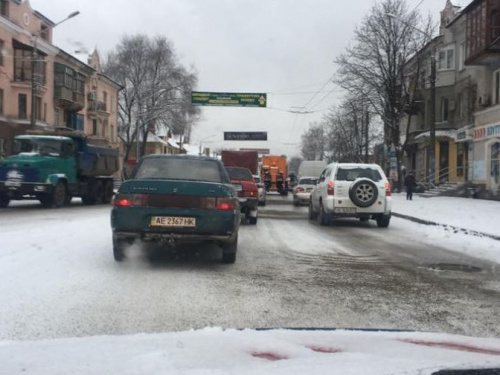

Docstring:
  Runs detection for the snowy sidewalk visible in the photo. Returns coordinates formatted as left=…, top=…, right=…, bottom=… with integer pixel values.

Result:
left=391, top=193, right=500, bottom=239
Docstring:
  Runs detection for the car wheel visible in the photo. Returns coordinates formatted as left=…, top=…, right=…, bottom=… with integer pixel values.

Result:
left=249, top=216, right=258, bottom=225
left=293, top=198, right=299, bottom=206
left=113, top=237, right=126, bottom=262
left=308, top=200, right=317, bottom=220
left=317, top=202, right=328, bottom=226
left=349, top=179, right=378, bottom=208
left=376, top=214, right=391, bottom=228
left=261, top=200, right=266, bottom=207
left=221, top=235, right=237, bottom=264
left=0, top=193, right=10, bottom=208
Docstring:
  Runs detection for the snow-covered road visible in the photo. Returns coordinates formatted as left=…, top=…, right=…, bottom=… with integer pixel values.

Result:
left=1, top=196, right=500, bottom=341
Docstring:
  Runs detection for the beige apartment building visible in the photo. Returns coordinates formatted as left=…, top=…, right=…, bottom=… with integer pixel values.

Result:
left=0, top=0, right=120, bottom=155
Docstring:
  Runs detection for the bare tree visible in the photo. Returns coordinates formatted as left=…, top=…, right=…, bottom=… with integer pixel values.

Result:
left=104, top=34, right=200, bottom=176
left=301, top=123, right=326, bottom=161
left=335, top=0, right=433, bottom=190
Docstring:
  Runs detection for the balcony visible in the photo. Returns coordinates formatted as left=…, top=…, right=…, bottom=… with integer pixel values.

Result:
left=87, top=100, right=108, bottom=113
left=54, top=86, right=84, bottom=111
left=464, top=0, right=500, bottom=66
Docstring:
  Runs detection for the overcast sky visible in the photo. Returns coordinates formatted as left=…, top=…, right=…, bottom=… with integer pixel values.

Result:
left=32, top=0, right=458, bottom=157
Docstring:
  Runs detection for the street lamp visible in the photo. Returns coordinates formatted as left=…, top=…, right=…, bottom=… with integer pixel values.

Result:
left=31, top=11, right=80, bottom=128
left=386, top=13, right=436, bottom=184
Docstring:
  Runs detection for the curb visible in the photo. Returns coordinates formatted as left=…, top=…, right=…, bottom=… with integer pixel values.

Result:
left=392, top=212, right=500, bottom=242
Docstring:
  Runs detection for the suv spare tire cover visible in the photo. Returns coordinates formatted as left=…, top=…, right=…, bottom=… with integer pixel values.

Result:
left=349, top=179, right=378, bottom=208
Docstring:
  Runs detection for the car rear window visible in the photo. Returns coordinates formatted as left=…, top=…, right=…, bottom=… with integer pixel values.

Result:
left=132, top=158, right=225, bottom=183
left=226, top=168, right=253, bottom=180
left=335, top=167, right=382, bottom=182
left=298, top=178, right=317, bottom=185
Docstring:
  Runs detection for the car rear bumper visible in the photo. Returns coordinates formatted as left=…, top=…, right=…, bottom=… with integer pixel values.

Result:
left=113, top=230, right=236, bottom=243
left=238, top=197, right=258, bottom=212
left=294, top=192, right=311, bottom=202
left=324, top=196, right=391, bottom=215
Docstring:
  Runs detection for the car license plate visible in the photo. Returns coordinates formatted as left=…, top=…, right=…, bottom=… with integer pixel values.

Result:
left=306, top=188, right=312, bottom=192
left=334, top=207, right=356, bottom=213
left=150, top=216, right=196, bottom=227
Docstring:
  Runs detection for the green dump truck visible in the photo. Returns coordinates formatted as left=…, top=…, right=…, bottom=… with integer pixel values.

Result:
left=0, top=130, right=119, bottom=208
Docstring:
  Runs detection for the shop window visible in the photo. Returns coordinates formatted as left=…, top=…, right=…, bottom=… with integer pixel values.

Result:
left=457, top=143, right=465, bottom=177
left=492, top=142, right=500, bottom=185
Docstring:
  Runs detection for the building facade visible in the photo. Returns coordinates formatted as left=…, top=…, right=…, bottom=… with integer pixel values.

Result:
left=402, top=0, right=500, bottom=198
left=0, top=0, right=120, bottom=156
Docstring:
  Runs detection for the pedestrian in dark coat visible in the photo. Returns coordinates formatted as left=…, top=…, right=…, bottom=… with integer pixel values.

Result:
left=404, top=171, right=417, bottom=200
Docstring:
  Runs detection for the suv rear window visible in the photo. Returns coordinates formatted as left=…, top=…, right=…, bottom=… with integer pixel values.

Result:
left=336, top=167, right=382, bottom=182
left=132, top=158, right=225, bottom=183
left=226, top=167, right=253, bottom=180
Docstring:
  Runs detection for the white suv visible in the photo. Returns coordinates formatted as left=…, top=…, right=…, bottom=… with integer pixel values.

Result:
left=309, top=163, right=392, bottom=227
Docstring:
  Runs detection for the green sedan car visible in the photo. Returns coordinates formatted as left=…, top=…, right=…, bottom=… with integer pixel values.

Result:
left=110, top=154, right=241, bottom=263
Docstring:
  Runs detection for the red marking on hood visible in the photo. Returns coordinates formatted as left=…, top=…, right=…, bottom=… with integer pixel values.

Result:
left=251, top=351, right=287, bottom=361
left=400, top=339, right=500, bottom=356
left=307, top=345, right=342, bottom=353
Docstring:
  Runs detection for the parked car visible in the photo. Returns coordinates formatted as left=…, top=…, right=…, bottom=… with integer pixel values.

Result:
left=225, top=167, right=259, bottom=224
left=110, top=154, right=241, bottom=263
left=309, top=163, right=392, bottom=227
left=253, top=175, right=266, bottom=206
left=293, top=176, right=317, bottom=206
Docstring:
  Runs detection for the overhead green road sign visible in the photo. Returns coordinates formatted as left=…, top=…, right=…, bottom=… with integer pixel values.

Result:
left=191, top=92, right=267, bottom=107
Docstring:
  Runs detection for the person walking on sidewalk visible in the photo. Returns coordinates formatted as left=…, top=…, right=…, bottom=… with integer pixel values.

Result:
left=404, top=171, right=417, bottom=200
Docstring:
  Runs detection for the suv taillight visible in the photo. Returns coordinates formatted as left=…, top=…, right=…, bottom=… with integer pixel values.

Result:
left=327, top=181, right=334, bottom=195
left=385, top=181, right=391, bottom=196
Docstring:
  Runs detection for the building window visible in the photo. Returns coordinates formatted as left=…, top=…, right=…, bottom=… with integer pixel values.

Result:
left=103, top=91, right=108, bottom=111
left=0, top=0, right=9, bottom=17
left=40, top=24, right=49, bottom=41
left=457, top=93, right=465, bottom=119
left=18, top=94, right=27, bottom=119
left=14, top=48, right=46, bottom=84
left=458, top=41, right=465, bottom=71
left=0, top=40, right=4, bottom=66
left=92, top=119, right=97, bottom=135
left=438, top=48, right=455, bottom=70
left=54, top=107, right=60, bottom=126
left=35, top=97, right=42, bottom=120
left=110, top=124, right=115, bottom=141
left=111, top=95, right=115, bottom=113
left=0, top=89, right=3, bottom=115
left=103, top=119, right=108, bottom=137
left=441, top=97, right=449, bottom=122
left=494, top=69, right=500, bottom=105
left=43, top=103, right=47, bottom=122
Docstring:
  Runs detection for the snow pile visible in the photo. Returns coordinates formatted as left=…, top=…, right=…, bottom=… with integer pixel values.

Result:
left=391, top=194, right=500, bottom=237
left=2, top=328, right=500, bottom=375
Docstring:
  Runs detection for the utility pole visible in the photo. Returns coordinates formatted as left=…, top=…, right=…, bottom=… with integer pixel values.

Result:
left=30, top=36, right=38, bottom=128
left=429, top=53, right=436, bottom=184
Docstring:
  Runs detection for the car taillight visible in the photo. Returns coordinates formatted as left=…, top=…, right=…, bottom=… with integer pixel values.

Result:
left=296, top=187, right=304, bottom=193
left=385, top=181, right=391, bottom=196
left=113, top=194, right=148, bottom=207
left=216, top=198, right=236, bottom=210
left=114, top=196, right=132, bottom=207
left=327, top=181, right=334, bottom=195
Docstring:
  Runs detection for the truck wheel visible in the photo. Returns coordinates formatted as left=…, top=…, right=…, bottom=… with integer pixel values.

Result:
left=53, top=182, right=67, bottom=208
left=221, top=235, right=237, bottom=264
left=0, top=193, right=10, bottom=208
left=103, top=180, right=114, bottom=204
left=94, top=180, right=104, bottom=205
left=40, top=182, right=66, bottom=208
